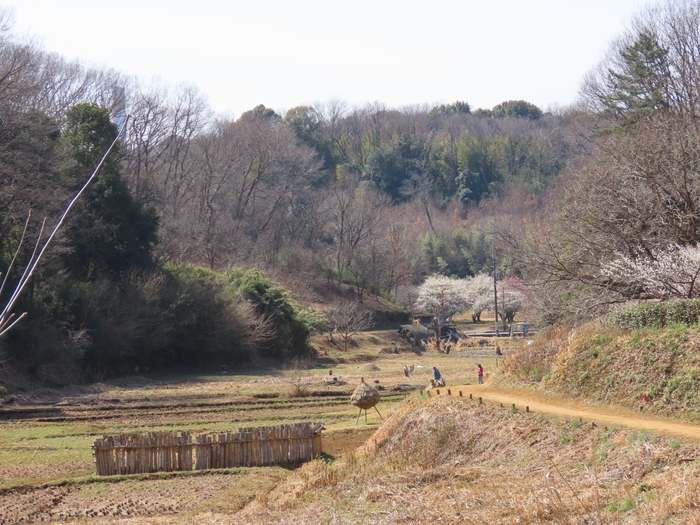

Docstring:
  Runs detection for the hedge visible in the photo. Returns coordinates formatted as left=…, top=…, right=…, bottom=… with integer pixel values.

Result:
left=609, top=299, right=700, bottom=329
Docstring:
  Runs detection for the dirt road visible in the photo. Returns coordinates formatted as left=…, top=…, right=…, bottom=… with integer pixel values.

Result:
left=429, top=383, right=700, bottom=442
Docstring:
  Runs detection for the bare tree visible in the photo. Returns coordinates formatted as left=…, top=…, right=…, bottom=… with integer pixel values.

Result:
left=326, top=301, right=375, bottom=352
left=319, top=172, right=390, bottom=292
left=162, top=115, right=322, bottom=268
left=281, top=356, right=312, bottom=397
left=401, top=171, right=436, bottom=232
left=384, top=224, right=416, bottom=297
left=123, top=81, right=209, bottom=207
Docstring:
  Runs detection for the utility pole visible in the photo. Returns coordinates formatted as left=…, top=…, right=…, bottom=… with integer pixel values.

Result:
left=493, top=242, right=499, bottom=336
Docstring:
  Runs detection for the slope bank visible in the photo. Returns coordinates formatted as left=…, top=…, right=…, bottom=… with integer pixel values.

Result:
left=505, top=323, right=700, bottom=422
left=228, top=395, right=700, bottom=524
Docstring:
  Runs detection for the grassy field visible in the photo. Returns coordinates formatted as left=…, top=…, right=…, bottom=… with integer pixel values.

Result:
left=0, top=326, right=509, bottom=523
left=4, top=321, right=700, bottom=524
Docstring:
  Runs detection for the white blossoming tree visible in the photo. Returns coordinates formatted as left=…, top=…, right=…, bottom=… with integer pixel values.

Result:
left=601, top=245, right=700, bottom=300
left=466, top=274, right=526, bottom=329
left=464, top=273, right=494, bottom=322
left=414, top=275, right=469, bottom=325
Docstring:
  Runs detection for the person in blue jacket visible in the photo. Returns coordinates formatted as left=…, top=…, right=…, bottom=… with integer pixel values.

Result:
left=433, top=366, right=442, bottom=381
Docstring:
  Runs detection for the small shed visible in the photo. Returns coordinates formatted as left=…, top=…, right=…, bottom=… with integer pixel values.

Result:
left=412, top=313, right=436, bottom=327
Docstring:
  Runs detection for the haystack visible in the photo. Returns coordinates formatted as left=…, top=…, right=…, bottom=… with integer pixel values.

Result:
left=350, top=377, right=383, bottom=424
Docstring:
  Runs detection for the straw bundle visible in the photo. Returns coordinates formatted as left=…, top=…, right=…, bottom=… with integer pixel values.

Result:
left=351, top=377, right=381, bottom=410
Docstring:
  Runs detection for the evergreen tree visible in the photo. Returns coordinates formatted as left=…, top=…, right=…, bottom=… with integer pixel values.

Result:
left=61, top=103, right=158, bottom=280
left=492, top=100, right=542, bottom=120
left=602, top=31, right=670, bottom=116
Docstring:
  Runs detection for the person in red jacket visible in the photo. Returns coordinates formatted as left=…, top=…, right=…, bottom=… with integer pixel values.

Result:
left=477, top=363, right=484, bottom=384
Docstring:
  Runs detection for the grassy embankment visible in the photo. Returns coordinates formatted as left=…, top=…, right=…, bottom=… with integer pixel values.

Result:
left=233, top=395, right=700, bottom=524
left=504, top=321, right=700, bottom=421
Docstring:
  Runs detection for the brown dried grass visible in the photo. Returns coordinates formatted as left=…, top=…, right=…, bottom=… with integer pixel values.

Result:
left=229, top=395, right=700, bottom=524
left=503, top=325, right=572, bottom=380
left=280, top=384, right=310, bottom=398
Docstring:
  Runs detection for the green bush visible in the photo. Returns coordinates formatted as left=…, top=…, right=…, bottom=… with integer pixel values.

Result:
left=609, top=299, right=700, bottom=329
left=1, top=262, right=319, bottom=380
left=218, top=267, right=315, bottom=359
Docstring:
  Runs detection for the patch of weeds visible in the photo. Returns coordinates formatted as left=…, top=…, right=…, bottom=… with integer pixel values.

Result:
left=592, top=334, right=613, bottom=346
left=430, top=423, right=456, bottom=449
left=559, top=433, right=573, bottom=445
left=73, top=482, right=111, bottom=498
left=627, top=430, right=654, bottom=446
left=648, top=382, right=662, bottom=398
left=639, top=485, right=656, bottom=503
left=663, top=373, right=700, bottom=405
left=600, top=354, right=614, bottom=366
left=630, top=332, right=641, bottom=347
left=572, top=419, right=582, bottom=429
left=518, top=364, right=550, bottom=382
left=670, top=441, right=681, bottom=451
left=608, top=497, right=634, bottom=512
left=658, top=363, right=672, bottom=375
left=642, top=491, right=656, bottom=503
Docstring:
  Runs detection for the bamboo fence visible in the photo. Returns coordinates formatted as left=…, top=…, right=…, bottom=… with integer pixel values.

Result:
left=92, top=422, right=324, bottom=476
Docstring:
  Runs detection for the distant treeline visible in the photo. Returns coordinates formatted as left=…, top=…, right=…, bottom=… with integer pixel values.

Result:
left=0, top=8, right=575, bottom=382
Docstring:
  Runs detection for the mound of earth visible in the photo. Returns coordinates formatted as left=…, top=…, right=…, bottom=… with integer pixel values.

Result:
left=357, top=363, right=381, bottom=372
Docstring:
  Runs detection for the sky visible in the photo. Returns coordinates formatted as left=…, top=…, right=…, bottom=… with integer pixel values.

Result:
left=10, top=0, right=652, bottom=118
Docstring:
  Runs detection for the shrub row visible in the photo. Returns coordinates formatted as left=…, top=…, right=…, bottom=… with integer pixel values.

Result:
left=609, top=299, right=700, bottom=329
left=1, top=264, right=324, bottom=383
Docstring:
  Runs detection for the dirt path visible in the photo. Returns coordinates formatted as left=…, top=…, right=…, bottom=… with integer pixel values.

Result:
left=430, top=383, right=700, bottom=442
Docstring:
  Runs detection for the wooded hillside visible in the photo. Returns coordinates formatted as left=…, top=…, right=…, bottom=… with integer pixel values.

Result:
left=4, top=0, right=700, bottom=384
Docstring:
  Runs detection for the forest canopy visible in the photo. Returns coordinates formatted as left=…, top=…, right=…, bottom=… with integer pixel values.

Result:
left=3, top=0, right=695, bottom=382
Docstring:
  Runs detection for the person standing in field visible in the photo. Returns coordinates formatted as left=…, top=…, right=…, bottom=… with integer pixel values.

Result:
left=477, top=363, right=484, bottom=384
left=432, top=366, right=444, bottom=387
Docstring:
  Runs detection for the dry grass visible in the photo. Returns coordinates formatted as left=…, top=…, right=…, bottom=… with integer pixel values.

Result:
left=503, top=325, right=572, bottom=382
left=6, top=323, right=700, bottom=523
left=228, top=395, right=700, bottom=524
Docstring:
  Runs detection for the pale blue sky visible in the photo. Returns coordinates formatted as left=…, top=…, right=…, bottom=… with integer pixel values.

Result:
left=11, top=0, right=650, bottom=116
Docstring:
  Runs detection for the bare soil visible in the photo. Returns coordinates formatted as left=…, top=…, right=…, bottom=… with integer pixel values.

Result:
left=432, top=382, right=700, bottom=441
